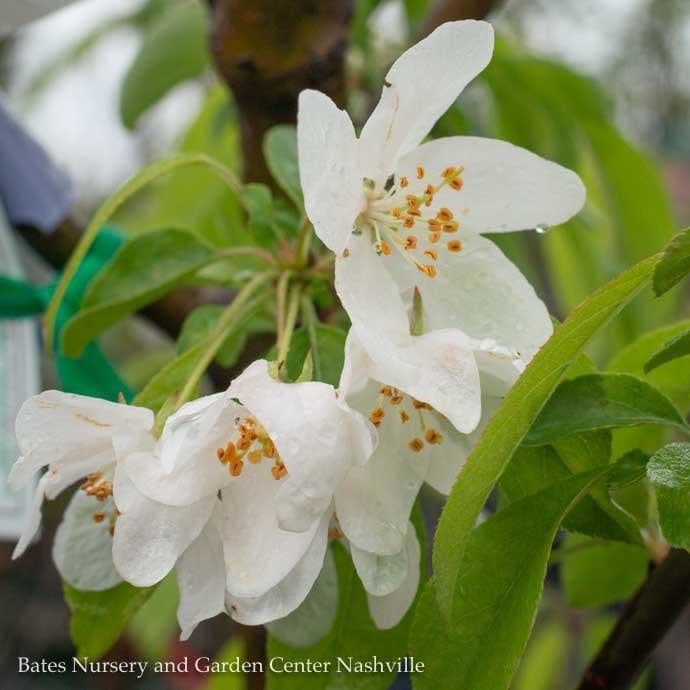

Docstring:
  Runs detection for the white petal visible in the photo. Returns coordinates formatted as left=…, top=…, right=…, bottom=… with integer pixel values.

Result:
left=395, top=136, right=585, bottom=235
left=220, top=464, right=321, bottom=598
left=394, top=231, right=553, bottom=360
left=336, top=238, right=482, bottom=432
left=298, top=89, right=363, bottom=255
left=126, top=394, right=243, bottom=506
left=112, top=466, right=215, bottom=587
left=335, top=379, right=427, bottom=555
left=228, top=360, right=375, bottom=532
left=226, top=511, right=330, bottom=626
left=366, top=524, right=421, bottom=629
left=53, top=490, right=122, bottom=591
left=360, top=21, right=494, bottom=180
left=265, top=544, right=338, bottom=647
left=351, top=540, right=408, bottom=597
left=176, top=505, right=227, bottom=640
left=11, top=390, right=151, bottom=488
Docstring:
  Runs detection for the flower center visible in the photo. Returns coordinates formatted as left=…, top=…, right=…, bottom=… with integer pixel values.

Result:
left=368, top=386, right=444, bottom=454
left=215, top=416, right=287, bottom=481
left=356, top=165, right=465, bottom=277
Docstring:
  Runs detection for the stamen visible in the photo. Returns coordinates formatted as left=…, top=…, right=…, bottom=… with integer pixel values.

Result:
left=424, top=248, right=438, bottom=261
left=343, top=248, right=350, bottom=258
left=328, top=527, right=344, bottom=539
left=428, top=230, right=441, bottom=244
left=416, top=166, right=425, bottom=179
left=271, top=461, right=288, bottom=480
left=413, top=399, right=432, bottom=410
left=379, top=241, right=392, bottom=256
left=400, top=176, right=409, bottom=188
left=447, top=240, right=463, bottom=252
left=400, top=410, right=410, bottom=423
left=369, top=406, right=385, bottom=425
left=443, top=221, right=459, bottom=233
left=405, top=235, right=418, bottom=250
left=425, top=428, right=443, bottom=445
left=92, top=512, right=106, bottom=523
left=416, top=263, right=437, bottom=278
left=450, top=177, right=463, bottom=191
left=437, top=208, right=453, bottom=222
left=408, top=438, right=424, bottom=453
left=248, top=450, right=263, bottom=464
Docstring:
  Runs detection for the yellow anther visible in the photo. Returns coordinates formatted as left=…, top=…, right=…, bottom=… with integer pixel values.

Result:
left=416, top=166, right=425, bottom=179
left=381, top=386, right=393, bottom=397
left=412, top=399, right=432, bottom=410
left=379, top=241, right=392, bottom=256
left=406, top=194, right=420, bottom=209
left=409, top=438, right=424, bottom=453
left=437, top=207, right=454, bottom=222
left=400, top=176, right=409, bottom=188
left=416, top=263, right=437, bottom=278
left=428, top=230, right=441, bottom=244
left=425, top=428, right=443, bottom=445
left=390, top=393, right=404, bottom=405
left=443, top=221, right=459, bottom=233
left=427, top=217, right=441, bottom=228
left=400, top=410, right=410, bottom=423
left=216, top=447, right=226, bottom=462
left=450, top=177, right=463, bottom=191
left=447, top=239, right=463, bottom=252
left=328, top=527, right=344, bottom=539
left=424, top=248, right=438, bottom=261
left=248, top=450, right=263, bottom=464
left=263, top=440, right=277, bottom=459
left=407, top=207, right=422, bottom=217
left=230, top=459, right=244, bottom=477
left=391, top=207, right=403, bottom=219
left=343, top=248, right=350, bottom=258
left=405, top=235, right=418, bottom=250
left=370, top=406, right=385, bottom=424
left=403, top=216, right=416, bottom=229
left=271, top=462, right=288, bottom=480
left=92, top=512, right=106, bottom=523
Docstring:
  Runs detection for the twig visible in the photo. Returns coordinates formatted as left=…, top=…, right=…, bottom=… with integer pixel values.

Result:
left=577, top=548, right=690, bottom=690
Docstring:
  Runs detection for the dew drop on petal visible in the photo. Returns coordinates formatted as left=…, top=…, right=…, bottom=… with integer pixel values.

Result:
left=535, top=223, right=550, bottom=235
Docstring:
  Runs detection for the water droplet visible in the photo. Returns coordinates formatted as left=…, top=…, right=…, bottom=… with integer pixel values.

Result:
left=535, top=223, right=550, bottom=235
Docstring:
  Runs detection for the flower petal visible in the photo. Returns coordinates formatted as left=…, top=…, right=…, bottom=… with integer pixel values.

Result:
left=366, top=524, right=421, bottom=629
left=52, top=490, right=122, bottom=591
left=350, top=540, right=408, bottom=597
left=228, top=359, right=375, bottom=532
left=11, top=390, right=152, bottom=488
left=336, top=238, right=481, bottom=432
left=395, top=136, right=586, bottom=235
left=176, top=505, right=227, bottom=641
left=393, top=231, right=553, bottom=360
left=220, top=463, right=321, bottom=598
left=226, top=511, right=330, bottom=626
left=112, top=465, right=215, bottom=587
left=298, top=89, right=363, bottom=255
left=336, top=376, right=428, bottom=555
left=265, top=545, right=338, bottom=647
left=359, top=20, right=494, bottom=180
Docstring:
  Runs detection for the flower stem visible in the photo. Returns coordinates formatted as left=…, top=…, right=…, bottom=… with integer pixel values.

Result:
left=301, top=294, right=321, bottom=381
left=174, top=271, right=275, bottom=410
left=295, top=216, right=313, bottom=268
left=275, top=270, right=292, bottom=340
left=276, top=282, right=302, bottom=367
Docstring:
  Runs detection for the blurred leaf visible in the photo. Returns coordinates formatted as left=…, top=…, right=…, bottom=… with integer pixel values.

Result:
left=133, top=342, right=205, bottom=412
left=653, top=228, right=690, bottom=296
left=267, top=542, right=416, bottom=690
left=263, top=126, right=302, bottom=208
left=412, top=469, right=613, bottom=690
left=128, top=574, right=179, bottom=661
left=65, top=583, right=152, bottom=660
left=403, top=0, right=430, bottom=30
left=120, top=0, right=209, bottom=128
left=178, top=304, right=273, bottom=368
left=560, top=535, right=648, bottom=608
left=526, top=374, right=688, bottom=445
left=500, top=444, right=632, bottom=543
left=285, top=324, right=347, bottom=387
left=430, top=251, right=657, bottom=616
left=207, top=637, right=248, bottom=690
left=647, top=443, right=690, bottom=550
left=240, top=183, right=278, bottom=246
left=645, top=328, right=690, bottom=373
left=609, top=449, right=654, bottom=530
left=511, top=621, right=568, bottom=690
left=62, top=229, right=215, bottom=357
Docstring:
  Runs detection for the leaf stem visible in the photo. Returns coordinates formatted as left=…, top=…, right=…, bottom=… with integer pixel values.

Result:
left=174, top=271, right=275, bottom=410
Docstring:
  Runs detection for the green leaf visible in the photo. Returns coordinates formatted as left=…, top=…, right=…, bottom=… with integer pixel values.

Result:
left=644, top=328, right=690, bottom=374
left=411, top=469, right=610, bottom=690
left=499, top=443, right=632, bottom=543
left=207, top=637, right=248, bottom=690
left=263, top=126, right=302, bottom=208
left=647, top=443, right=690, bottom=550
left=525, top=373, right=688, bottom=445
left=133, top=342, right=205, bottom=412
left=120, top=1, right=209, bottom=128
left=64, top=582, right=152, bottom=660
left=653, top=228, right=690, bottom=296
left=430, top=253, right=657, bottom=617
left=62, top=229, right=215, bottom=357
left=267, top=543, right=416, bottom=690
left=240, top=183, right=278, bottom=246
left=511, top=622, right=569, bottom=690
left=284, top=324, right=347, bottom=387
left=560, top=535, right=648, bottom=608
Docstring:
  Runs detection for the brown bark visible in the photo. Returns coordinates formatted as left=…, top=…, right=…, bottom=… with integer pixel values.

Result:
left=207, top=0, right=353, bottom=184
left=578, top=548, right=690, bottom=690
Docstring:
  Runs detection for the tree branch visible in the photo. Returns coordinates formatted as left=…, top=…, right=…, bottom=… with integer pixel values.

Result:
left=207, top=0, right=353, bottom=184
left=419, top=0, right=503, bottom=38
left=577, top=548, right=690, bottom=690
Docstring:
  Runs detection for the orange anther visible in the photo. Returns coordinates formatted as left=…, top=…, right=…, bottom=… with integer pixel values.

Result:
left=416, top=166, right=425, bottom=179
left=447, top=240, right=463, bottom=252
left=408, top=438, right=424, bottom=453
left=425, top=428, right=443, bottom=445
left=424, top=249, right=438, bottom=261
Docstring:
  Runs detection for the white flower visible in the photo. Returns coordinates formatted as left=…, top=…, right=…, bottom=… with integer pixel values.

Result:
left=333, top=330, right=520, bottom=555
left=9, top=391, right=154, bottom=591
left=113, top=359, right=375, bottom=634
left=297, top=19, right=585, bottom=394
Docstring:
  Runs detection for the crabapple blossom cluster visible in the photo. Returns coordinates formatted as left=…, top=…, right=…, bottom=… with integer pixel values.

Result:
left=9, top=20, right=585, bottom=642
